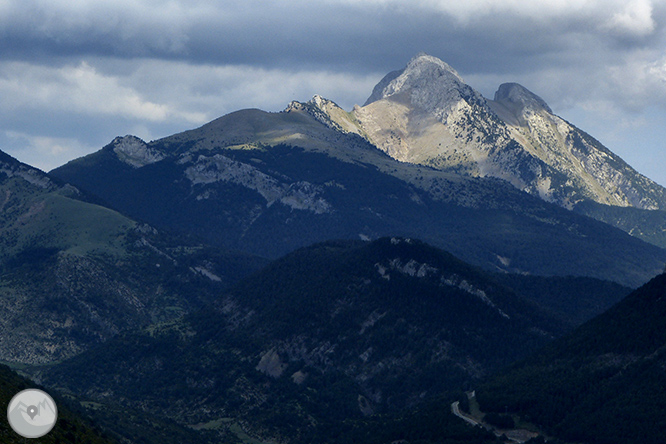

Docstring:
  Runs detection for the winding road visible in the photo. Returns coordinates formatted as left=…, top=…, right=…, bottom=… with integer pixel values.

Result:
left=450, top=401, right=481, bottom=427
left=450, top=396, right=539, bottom=444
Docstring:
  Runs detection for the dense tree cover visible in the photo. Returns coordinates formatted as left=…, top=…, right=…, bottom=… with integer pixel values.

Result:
left=491, top=274, right=629, bottom=329
left=476, top=273, right=666, bottom=444
left=308, top=397, right=501, bottom=444
left=482, top=413, right=515, bottom=429
left=0, top=222, right=266, bottom=365
left=575, top=200, right=666, bottom=249
left=51, top=137, right=666, bottom=287
left=40, top=237, right=570, bottom=443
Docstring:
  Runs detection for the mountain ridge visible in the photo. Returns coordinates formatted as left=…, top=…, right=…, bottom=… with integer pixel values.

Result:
left=322, top=53, right=666, bottom=212
left=49, top=87, right=666, bottom=287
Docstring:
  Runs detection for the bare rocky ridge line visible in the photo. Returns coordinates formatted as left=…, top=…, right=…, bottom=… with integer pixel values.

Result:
left=299, top=53, right=666, bottom=212
left=107, top=53, right=666, bottom=215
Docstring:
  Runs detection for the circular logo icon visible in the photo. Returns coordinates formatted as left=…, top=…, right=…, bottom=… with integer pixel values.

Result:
left=7, top=389, right=58, bottom=438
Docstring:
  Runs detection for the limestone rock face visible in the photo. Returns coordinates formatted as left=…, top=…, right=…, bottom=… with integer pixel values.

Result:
left=365, top=53, right=484, bottom=122
left=488, top=82, right=666, bottom=210
left=349, top=54, right=564, bottom=204
left=0, top=151, right=56, bottom=190
left=112, top=135, right=165, bottom=168
left=322, top=53, right=666, bottom=211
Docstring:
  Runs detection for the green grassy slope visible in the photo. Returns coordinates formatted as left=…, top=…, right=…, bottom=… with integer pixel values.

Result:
left=0, top=150, right=267, bottom=364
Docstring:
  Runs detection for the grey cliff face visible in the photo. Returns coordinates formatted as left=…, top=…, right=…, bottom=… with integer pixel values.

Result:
left=364, top=69, right=403, bottom=107
left=112, top=135, right=166, bottom=168
left=341, top=53, right=666, bottom=211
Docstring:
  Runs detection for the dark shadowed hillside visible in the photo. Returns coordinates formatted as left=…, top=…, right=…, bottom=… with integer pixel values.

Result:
left=0, top=148, right=267, bottom=364
left=50, top=107, right=666, bottom=288
left=38, top=237, right=627, bottom=443
left=477, top=272, right=666, bottom=444
left=0, top=364, right=116, bottom=444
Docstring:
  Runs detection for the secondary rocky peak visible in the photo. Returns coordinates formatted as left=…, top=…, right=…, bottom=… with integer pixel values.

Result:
left=493, top=83, right=552, bottom=115
left=112, top=135, right=145, bottom=147
left=309, top=94, right=334, bottom=109
left=111, top=135, right=165, bottom=168
left=286, top=94, right=343, bottom=117
left=0, top=149, right=55, bottom=189
left=286, top=95, right=364, bottom=135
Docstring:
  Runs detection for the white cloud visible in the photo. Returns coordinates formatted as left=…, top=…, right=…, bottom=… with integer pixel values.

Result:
left=0, top=57, right=380, bottom=170
left=603, top=54, right=666, bottom=111
left=63, top=62, right=169, bottom=121
left=604, top=0, right=656, bottom=37
left=648, top=58, right=666, bottom=81
left=118, top=59, right=380, bottom=118
left=0, top=61, right=200, bottom=123
left=4, top=131, right=96, bottom=171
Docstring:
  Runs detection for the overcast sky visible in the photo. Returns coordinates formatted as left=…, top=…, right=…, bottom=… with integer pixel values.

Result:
left=2, top=0, right=666, bottom=186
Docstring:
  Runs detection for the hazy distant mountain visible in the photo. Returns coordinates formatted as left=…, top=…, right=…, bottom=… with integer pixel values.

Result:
left=0, top=149, right=265, bottom=364
left=477, top=272, right=666, bottom=444
left=50, top=99, right=666, bottom=287
left=42, top=237, right=611, bottom=443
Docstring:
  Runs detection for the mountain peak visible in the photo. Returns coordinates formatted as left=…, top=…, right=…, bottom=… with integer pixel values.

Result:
left=362, top=53, right=482, bottom=120
left=364, top=53, right=466, bottom=105
left=493, top=83, right=552, bottom=115
left=110, top=135, right=165, bottom=168
left=404, top=52, right=464, bottom=83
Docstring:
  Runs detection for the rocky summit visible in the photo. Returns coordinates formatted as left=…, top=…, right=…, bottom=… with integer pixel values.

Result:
left=318, top=53, right=666, bottom=211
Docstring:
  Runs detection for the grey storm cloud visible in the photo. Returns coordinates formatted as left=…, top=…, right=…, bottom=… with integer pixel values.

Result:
left=1, top=0, right=666, bottom=184
left=3, top=0, right=663, bottom=71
